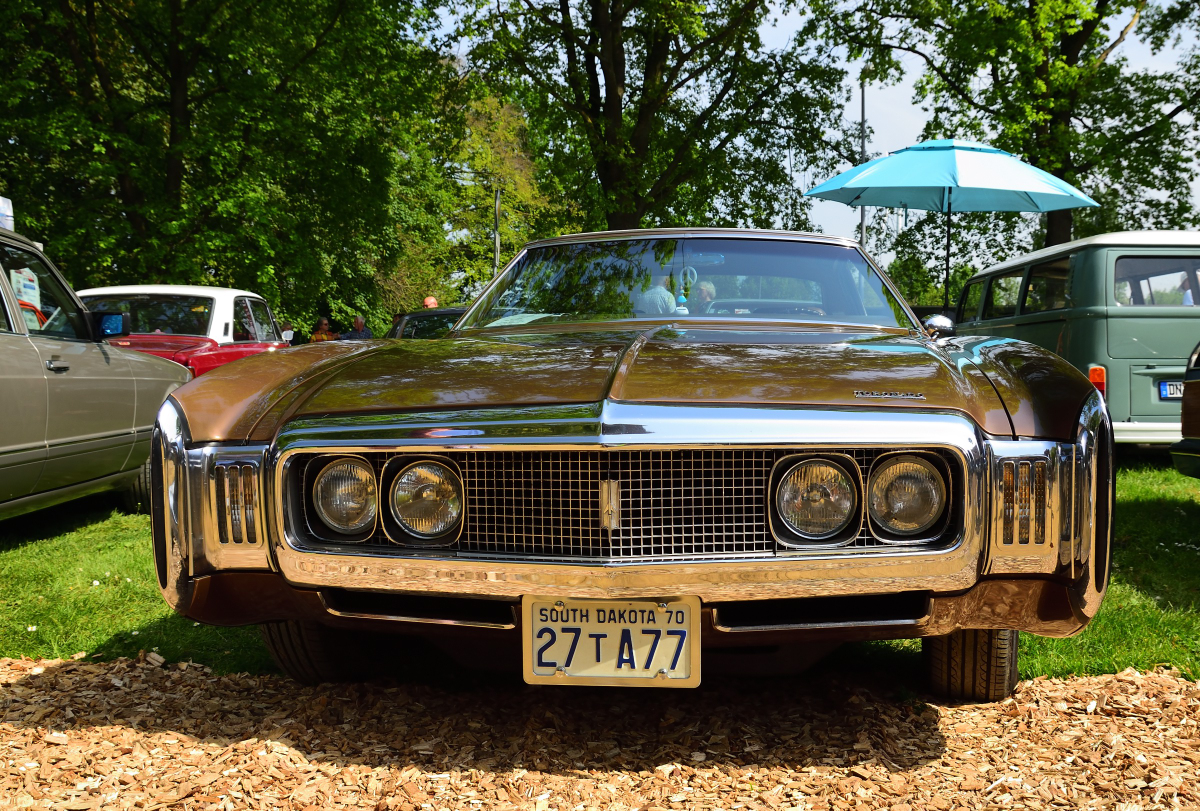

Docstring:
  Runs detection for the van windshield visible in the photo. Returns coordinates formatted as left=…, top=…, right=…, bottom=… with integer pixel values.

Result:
left=461, top=238, right=915, bottom=330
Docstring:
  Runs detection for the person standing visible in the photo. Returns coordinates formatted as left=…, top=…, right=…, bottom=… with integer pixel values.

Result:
left=341, top=315, right=373, bottom=340
left=310, top=317, right=339, bottom=342
left=423, top=296, right=438, bottom=308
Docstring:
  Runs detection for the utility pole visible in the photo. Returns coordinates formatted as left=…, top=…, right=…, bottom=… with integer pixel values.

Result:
left=859, top=79, right=867, bottom=246
left=493, top=188, right=501, bottom=274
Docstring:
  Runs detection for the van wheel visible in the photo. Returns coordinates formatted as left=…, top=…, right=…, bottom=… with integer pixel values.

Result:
left=260, top=620, right=370, bottom=684
left=121, top=459, right=154, bottom=514
left=924, top=629, right=1019, bottom=702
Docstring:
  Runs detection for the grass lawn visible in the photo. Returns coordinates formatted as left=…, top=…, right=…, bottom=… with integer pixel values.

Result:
left=0, top=495, right=273, bottom=675
left=1, top=446, right=1198, bottom=681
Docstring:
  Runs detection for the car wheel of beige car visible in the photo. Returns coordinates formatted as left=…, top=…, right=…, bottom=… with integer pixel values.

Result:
left=260, top=620, right=369, bottom=684
left=924, top=628, right=1018, bottom=702
left=121, top=459, right=154, bottom=514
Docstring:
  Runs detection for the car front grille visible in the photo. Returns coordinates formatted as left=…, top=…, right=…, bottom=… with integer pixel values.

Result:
left=461, top=449, right=778, bottom=559
left=290, top=447, right=962, bottom=562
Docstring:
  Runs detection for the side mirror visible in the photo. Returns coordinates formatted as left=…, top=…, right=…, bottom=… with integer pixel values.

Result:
left=91, top=311, right=131, bottom=340
left=923, top=314, right=955, bottom=339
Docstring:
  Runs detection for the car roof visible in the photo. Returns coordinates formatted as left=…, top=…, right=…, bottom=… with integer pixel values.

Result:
left=0, top=226, right=45, bottom=253
left=972, top=230, right=1200, bottom=280
left=523, top=227, right=860, bottom=250
left=76, top=284, right=265, bottom=300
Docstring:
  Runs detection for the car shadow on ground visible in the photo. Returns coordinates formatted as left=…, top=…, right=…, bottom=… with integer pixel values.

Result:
left=3, top=636, right=945, bottom=778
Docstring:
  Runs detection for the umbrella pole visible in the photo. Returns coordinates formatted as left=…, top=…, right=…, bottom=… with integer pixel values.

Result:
left=943, top=199, right=952, bottom=312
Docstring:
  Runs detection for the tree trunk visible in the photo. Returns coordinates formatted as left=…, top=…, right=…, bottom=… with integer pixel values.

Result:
left=1045, top=208, right=1074, bottom=247
left=605, top=210, right=642, bottom=231
left=165, top=0, right=189, bottom=209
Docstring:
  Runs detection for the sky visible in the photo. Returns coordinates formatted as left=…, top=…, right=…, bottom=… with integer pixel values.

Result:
left=758, top=11, right=1199, bottom=243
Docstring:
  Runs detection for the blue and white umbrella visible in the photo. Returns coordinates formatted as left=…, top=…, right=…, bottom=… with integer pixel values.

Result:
left=805, top=139, right=1099, bottom=309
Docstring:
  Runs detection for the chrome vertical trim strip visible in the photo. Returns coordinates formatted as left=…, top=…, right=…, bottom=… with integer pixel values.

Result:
left=987, top=440, right=1066, bottom=573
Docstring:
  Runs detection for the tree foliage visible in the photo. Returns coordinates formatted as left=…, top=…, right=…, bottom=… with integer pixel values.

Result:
left=469, top=0, right=852, bottom=231
left=827, top=0, right=1200, bottom=246
left=0, top=0, right=462, bottom=333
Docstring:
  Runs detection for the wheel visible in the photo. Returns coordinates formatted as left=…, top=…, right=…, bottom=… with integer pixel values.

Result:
left=924, top=628, right=1019, bottom=702
left=121, top=458, right=153, bottom=514
left=260, top=620, right=371, bottom=684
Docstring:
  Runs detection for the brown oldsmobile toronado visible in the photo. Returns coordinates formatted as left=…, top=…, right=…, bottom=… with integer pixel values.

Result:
left=152, top=229, right=1112, bottom=701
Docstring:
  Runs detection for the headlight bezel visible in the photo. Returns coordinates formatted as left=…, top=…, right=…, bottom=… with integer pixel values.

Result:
left=866, top=451, right=952, bottom=544
left=380, top=456, right=466, bottom=546
left=769, top=454, right=864, bottom=547
left=307, top=455, right=379, bottom=542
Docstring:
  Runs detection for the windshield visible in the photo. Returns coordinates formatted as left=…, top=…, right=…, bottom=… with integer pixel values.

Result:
left=460, top=238, right=914, bottom=330
left=82, top=294, right=214, bottom=336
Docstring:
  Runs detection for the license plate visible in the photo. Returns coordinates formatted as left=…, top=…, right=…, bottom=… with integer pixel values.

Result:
left=521, top=596, right=700, bottom=687
left=1160, top=380, right=1184, bottom=399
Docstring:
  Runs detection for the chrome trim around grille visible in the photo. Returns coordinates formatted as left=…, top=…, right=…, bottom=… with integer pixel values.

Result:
left=287, top=447, right=956, bottom=561
left=263, top=404, right=996, bottom=600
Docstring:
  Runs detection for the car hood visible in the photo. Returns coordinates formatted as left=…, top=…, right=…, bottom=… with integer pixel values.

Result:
left=290, top=326, right=1013, bottom=436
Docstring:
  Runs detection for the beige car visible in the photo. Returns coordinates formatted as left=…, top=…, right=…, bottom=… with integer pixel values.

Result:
left=0, top=227, right=191, bottom=519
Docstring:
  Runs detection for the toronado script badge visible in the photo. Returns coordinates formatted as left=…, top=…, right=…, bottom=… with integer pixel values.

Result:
left=599, top=480, right=621, bottom=530
left=853, top=390, right=927, bottom=400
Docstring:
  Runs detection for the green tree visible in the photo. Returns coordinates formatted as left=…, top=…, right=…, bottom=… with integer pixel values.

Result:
left=828, top=0, right=1200, bottom=246
left=0, top=0, right=455, bottom=332
left=469, top=0, right=851, bottom=231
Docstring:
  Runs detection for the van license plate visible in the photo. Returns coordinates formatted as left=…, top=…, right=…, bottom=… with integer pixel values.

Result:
left=1160, top=381, right=1184, bottom=400
left=522, top=597, right=700, bottom=687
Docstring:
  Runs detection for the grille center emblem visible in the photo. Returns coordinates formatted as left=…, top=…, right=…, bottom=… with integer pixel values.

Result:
left=600, top=480, right=621, bottom=530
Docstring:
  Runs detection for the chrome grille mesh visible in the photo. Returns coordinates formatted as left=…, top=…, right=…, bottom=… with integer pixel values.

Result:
left=291, top=448, right=959, bottom=561
left=461, top=449, right=779, bottom=559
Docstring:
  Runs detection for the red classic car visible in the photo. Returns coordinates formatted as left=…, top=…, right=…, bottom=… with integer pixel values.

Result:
left=78, top=285, right=289, bottom=376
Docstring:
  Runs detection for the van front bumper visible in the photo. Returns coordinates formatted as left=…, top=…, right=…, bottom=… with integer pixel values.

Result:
left=1113, top=421, right=1181, bottom=444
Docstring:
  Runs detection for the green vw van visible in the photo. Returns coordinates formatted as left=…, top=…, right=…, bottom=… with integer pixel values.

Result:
left=955, top=231, right=1200, bottom=444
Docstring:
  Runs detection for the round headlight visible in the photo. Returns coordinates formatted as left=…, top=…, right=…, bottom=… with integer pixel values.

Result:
left=390, top=461, right=464, bottom=539
left=868, top=455, right=946, bottom=537
left=776, top=459, right=858, bottom=540
left=312, top=458, right=378, bottom=534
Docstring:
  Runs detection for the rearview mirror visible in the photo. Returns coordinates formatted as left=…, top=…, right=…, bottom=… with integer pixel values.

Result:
left=923, top=314, right=955, bottom=339
left=91, top=311, right=131, bottom=340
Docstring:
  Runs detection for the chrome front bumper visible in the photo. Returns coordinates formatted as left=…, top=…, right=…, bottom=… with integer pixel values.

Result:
left=153, top=397, right=1110, bottom=615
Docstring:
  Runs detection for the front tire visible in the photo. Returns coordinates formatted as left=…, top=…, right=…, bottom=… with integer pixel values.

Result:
left=924, top=629, right=1019, bottom=702
left=260, top=620, right=370, bottom=684
left=121, top=458, right=153, bottom=514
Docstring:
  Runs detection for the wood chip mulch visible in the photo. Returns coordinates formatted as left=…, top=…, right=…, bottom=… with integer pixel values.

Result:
left=1, top=654, right=1197, bottom=810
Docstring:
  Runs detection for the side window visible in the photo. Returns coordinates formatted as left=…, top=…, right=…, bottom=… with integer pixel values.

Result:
left=246, top=299, right=280, bottom=341
left=1, top=245, right=88, bottom=340
left=982, top=271, right=1024, bottom=320
left=1114, top=255, right=1200, bottom=306
left=1023, top=256, right=1071, bottom=313
left=232, top=297, right=256, bottom=341
left=958, top=280, right=985, bottom=323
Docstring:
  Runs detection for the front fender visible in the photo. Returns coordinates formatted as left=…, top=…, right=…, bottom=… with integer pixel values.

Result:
left=169, top=340, right=385, bottom=443
left=941, top=336, right=1096, bottom=441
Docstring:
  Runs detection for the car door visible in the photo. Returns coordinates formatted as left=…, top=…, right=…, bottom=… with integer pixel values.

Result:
left=0, top=243, right=136, bottom=493
left=0, top=272, right=48, bottom=503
